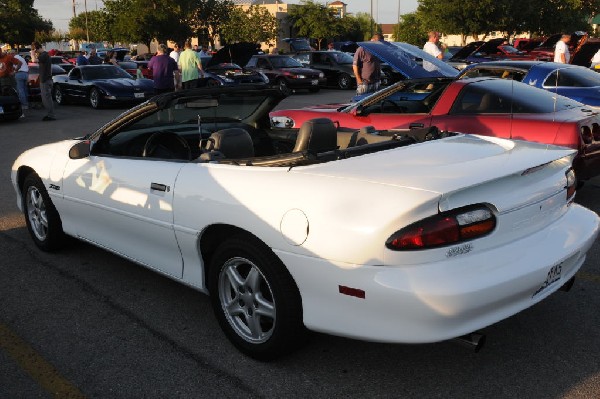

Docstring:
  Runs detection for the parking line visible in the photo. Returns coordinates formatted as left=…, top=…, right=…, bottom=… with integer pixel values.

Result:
left=0, top=323, right=86, bottom=398
left=578, top=271, right=600, bottom=284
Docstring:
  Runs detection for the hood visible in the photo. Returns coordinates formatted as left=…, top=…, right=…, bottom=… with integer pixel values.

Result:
left=358, top=41, right=458, bottom=79
left=476, top=38, right=506, bottom=55
left=570, top=38, right=600, bottom=67
left=450, top=41, right=484, bottom=60
left=293, top=134, right=574, bottom=203
left=208, top=42, right=260, bottom=68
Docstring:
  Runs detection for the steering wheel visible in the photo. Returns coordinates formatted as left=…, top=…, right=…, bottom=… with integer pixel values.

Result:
left=380, top=99, right=404, bottom=113
left=142, top=131, right=192, bottom=160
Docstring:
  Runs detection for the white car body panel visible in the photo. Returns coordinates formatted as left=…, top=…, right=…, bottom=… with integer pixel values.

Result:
left=11, top=132, right=599, bottom=344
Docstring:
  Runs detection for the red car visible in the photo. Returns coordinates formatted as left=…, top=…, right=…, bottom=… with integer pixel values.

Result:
left=270, top=41, right=600, bottom=180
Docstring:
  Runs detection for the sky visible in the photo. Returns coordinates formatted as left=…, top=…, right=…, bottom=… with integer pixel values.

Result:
left=34, top=0, right=419, bottom=32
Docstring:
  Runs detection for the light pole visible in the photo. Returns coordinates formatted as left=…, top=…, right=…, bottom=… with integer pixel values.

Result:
left=84, top=0, right=90, bottom=42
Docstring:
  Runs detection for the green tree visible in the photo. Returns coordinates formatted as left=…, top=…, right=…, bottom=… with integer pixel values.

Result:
left=286, top=0, right=339, bottom=49
left=220, top=5, right=278, bottom=44
left=187, top=0, right=236, bottom=48
left=69, top=10, right=112, bottom=43
left=0, top=0, right=52, bottom=47
left=352, top=12, right=378, bottom=41
left=394, top=13, right=427, bottom=45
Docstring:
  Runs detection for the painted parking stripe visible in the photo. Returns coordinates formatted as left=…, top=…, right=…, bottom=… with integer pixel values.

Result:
left=0, top=323, right=86, bottom=398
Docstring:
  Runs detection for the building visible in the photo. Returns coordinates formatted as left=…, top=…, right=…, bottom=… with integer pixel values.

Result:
left=328, top=1, right=347, bottom=18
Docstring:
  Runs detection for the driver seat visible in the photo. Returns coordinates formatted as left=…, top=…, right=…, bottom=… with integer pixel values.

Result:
left=200, top=128, right=255, bottom=161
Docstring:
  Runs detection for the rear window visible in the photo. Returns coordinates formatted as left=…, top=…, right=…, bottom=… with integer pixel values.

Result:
left=543, top=67, right=600, bottom=87
left=451, top=79, right=582, bottom=114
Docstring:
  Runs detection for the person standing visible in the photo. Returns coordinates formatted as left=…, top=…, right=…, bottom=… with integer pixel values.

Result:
left=352, top=33, right=382, bottom=96
left=178, top=41, right=203, bottom=89
left=0, top=47, right=21, bottom=91
left=198, top=45, right=211, bottom=57
left=13, top=51, right=29, bottom=111
left=76, top=50, right=89, bottom=66
left=32, top=42, right=55, bottom=121
left=87, top=48, right=102, bottom=65
left=423, top=31, right=443, bottom=71
left=147, top=44, right=179, bottom=94
left=554, top=34, right=571, bottom=64
left=170, top=44, right=181, bottom=63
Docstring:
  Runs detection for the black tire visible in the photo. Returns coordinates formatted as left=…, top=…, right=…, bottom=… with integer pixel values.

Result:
left=276, top=78, right=292, bottom=96
left=53, top=84, right=68, bottom=105
left=337, top=73, right=352, bottom=90
left=22, top=173, right=65, bottom=251
left=206, top=78, right=221, bottom=87
left=208, top=235, right=306, bottom=360
left=88, top=87, right=103, bottom=109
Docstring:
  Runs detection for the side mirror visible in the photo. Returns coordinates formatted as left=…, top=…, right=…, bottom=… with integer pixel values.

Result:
left=69, top=140, right=91, bottom=159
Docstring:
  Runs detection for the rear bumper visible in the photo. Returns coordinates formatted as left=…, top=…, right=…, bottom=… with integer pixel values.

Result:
left=277, top=203, right=599, bottom=343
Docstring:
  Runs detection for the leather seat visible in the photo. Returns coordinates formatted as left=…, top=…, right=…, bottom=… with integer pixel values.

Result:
left=292, top=118, right=338, bottom=153
left=201, top=128, right=254, bottom=160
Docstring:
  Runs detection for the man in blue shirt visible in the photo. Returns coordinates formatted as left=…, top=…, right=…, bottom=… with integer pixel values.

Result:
left=76, top=50, right=89, bottom=66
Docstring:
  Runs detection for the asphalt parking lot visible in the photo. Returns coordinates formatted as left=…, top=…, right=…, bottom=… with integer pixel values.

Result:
left=1, top=89, right=599, bottom=398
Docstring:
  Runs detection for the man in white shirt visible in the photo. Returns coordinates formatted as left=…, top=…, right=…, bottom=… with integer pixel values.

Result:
left=554, top=34, right=571, bottom=64
left=169, top=44, right=180, bottom=63
left=423, top=31, right=442, bottom=72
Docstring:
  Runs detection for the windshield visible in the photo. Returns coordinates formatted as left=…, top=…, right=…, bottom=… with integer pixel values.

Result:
left=543, top=67, right=600, bottom=87
left=82, top=65, right=133, bottom=80
left=270, top=56, right=304, bottom=68
left=499, top=46, right=522, bottom=54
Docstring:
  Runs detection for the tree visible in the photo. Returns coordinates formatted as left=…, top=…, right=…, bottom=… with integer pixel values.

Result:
left=286, top=0, right=340, bottom=49
left=0, top=0, right=52, bottom=47
left=220, top=5, right=278, bottom=45
left=352, top=12, right=378, bottom=41
left=187, top=0, right=236, bottom=47
left=394, top=13, right=427, bottom=46
left=69, top=10, right=112, bottom=43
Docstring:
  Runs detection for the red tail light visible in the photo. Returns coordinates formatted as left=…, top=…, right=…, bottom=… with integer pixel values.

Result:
left=386, top=205, right=496, bottom=251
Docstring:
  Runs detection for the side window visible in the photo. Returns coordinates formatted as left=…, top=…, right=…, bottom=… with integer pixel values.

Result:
left=450, top=86, right=509, bottom=114
left=256, top=58, right=269, bottom=69
left=70, top=69, right=81, bottom=80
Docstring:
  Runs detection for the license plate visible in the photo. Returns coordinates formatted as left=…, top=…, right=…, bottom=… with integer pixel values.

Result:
left=134, top=92, right=144, bottom=98
left=0, top=106, right=4, bottom=114
left=311, top=79, right=318, bottom=85
left=532, top=262, right=562, bottom=298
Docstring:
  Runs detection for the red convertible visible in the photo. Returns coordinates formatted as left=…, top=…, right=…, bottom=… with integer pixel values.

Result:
left=270, top=41, right=600, bottom=180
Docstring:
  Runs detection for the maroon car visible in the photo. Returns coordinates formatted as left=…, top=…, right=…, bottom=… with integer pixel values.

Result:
left=270, top=41, right=600, bottom=180
left=244, top=54, right=326, bottom=94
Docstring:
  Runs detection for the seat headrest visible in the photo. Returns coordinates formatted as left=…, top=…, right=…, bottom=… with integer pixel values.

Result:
left=293, top=118, right=338, bottom=153
left=205, top=128, right=254, bottom=159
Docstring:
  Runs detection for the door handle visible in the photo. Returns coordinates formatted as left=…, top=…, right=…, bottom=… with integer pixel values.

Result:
left=150, top=183, right=169, bottom=192
left=409, top=123, right=424, bottom=129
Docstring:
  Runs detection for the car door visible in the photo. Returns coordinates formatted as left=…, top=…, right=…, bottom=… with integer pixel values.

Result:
left=312, top=53, right=336, bottom=85
left=63, top=67, right=85, bottom=101
left=60, top=153, right=185, bottom=279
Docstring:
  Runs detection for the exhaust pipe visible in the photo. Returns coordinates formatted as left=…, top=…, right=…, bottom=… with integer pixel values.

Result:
left=560, top=276, right=576, bottom=292
left=451, top=332, right=486, bottom=352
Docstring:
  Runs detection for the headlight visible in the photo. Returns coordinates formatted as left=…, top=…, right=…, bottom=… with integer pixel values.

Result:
left=296, top=74, right=306, bottom=79
left=319, top=72, right=324, bottom=78
left=271, top=116, right=295, bottom=128
left=223, top=77, right=235, bottom=83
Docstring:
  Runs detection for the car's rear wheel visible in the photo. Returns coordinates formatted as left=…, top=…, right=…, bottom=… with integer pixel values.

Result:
left=208, top=235, right=305, bottom=360
left=22, top=173, right=65, bottom=251
left=53, top=85, right=68, bottom=104
left=337, top=73, right=352, bottom=89
left=88, top=87, right=103, bottom=109
left=276, top=78, right=292, bottom=95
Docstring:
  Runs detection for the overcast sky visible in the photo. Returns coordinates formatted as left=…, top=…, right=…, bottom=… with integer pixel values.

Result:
left=34, top=0, right=418, bottom=32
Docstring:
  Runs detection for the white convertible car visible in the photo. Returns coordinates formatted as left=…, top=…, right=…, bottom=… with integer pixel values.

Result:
left=11, top=87, right=599, bottom=360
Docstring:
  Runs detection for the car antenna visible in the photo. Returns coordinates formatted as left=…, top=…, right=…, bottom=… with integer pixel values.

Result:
left=198, top=115, right=202, bottom=148
left=553, top=69, right=558, bottom=122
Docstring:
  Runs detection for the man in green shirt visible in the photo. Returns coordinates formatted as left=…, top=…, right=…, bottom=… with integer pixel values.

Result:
left=178, top=41, right=203, bottom=89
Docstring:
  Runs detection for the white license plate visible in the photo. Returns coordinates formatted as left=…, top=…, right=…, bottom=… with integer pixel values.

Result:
left=532, top=262, right=562, bottom=298
left=134, top=93, right=144, bottom=98
left=311, top=79, right=318, bottom=85
left=0, top=106, right=4, bottom=114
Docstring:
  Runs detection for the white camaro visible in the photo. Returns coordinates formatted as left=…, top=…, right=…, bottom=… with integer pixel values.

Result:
left=11, top=87, right=599, bottom=360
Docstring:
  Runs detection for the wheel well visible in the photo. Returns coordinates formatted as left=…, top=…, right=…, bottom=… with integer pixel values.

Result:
left=17, top=166, right=36, bottom=193
left=200, top=224, right=257, bottom=286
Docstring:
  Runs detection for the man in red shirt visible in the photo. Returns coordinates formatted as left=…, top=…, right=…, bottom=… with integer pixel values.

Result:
left=0, top=47, right=22, bottom=91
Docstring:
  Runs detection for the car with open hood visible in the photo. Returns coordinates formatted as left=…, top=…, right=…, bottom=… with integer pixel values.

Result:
left=11, top=85, right=599, bottom=359
left=459, top=60, right=600, bottom=106
left=270, top=41, right=600, bottom=180
left=446, top=38, right=537, bottom=69
left=291, top=50, right=357, bottom=89
left=52, top=64, right=155, bottom=109
left=528, top=32, right=587, bottom=62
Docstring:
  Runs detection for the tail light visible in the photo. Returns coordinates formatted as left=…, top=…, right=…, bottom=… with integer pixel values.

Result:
left=386, top=205, right=496, bottom=251
left=566, top=168, right=576, bottom=201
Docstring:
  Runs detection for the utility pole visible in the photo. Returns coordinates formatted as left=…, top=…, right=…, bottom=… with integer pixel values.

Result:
left=84, top=0, right=90, bottom=42
left=72, top=0, right=76, bottom=18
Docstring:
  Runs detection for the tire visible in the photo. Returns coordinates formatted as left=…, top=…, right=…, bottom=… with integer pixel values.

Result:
left=22, top=173, right=65, bottom=251
left=337, top=73, right=352, bottom=90
left=208, top=235, right=306, bottom=360
left=206, top=78, right=221, bottom=87
left=53, top=85, right=67, bottom=105
left=276, top=78, right=292, bottom=96
left=88, top=87, right=103, bottom=109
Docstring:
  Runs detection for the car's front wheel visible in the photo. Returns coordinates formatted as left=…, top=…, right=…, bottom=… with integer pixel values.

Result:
left=88, top=87, right=103, bottom=109
left=276, top=78, right=292, bottom=95
left=53, top=85, right=67, bottom=104
left=337, top=73, right=352, bottom=89
left=22, top=173, right=65, bottom=251
left=208, top=235, right=305, bottom=360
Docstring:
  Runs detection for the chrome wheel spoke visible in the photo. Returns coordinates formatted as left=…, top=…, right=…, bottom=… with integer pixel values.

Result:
left=254, top=294, right=275, bottom=319
left=245, top=267, right=262, bottom=293
left=224, top=265, right=245, bottom=291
